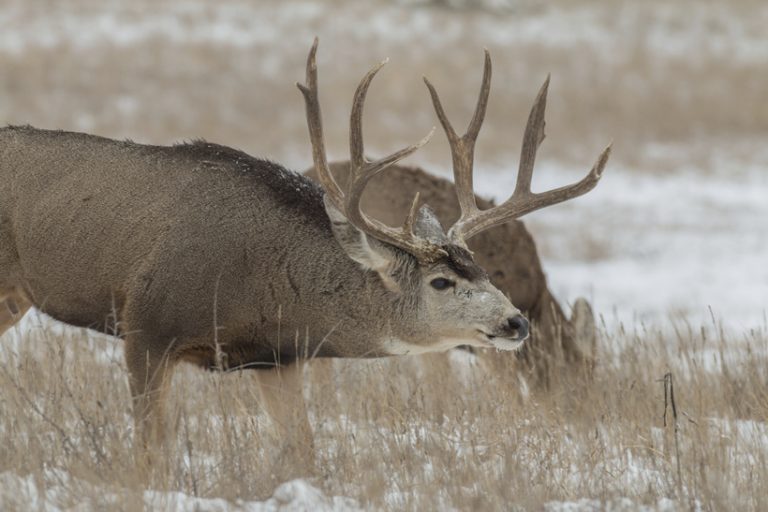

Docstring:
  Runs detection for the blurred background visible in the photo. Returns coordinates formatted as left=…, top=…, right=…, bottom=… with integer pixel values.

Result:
left=0, top=0, right=765, bottom=331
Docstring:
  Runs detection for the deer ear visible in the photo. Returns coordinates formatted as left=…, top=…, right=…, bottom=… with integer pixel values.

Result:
left=323, top=196, right=401, bottom=292
left=413, top=204, right=449, bottom=245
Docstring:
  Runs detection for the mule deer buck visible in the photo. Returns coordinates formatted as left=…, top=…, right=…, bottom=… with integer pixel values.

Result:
left=305, top=51, right=602, bottom=384
left=0, top=40, right=609, bottom=455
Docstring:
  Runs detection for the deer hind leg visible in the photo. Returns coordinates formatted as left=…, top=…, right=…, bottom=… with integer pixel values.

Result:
left=0, top=290, right=32, bottom=338
left=569, top=297, right=597, bottom=373
left=527, top=291, right=597, bottom=385
left=514, top=288, right=561, bottom=387
left=256, top=362, right=315, bottom=468
left=123, top=335, right=176, bottom=455
left=517, top=287, right=594, bottom=388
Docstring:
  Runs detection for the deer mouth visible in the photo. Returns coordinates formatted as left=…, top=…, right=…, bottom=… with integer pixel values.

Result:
left=478, top=331, right=526, bottom=352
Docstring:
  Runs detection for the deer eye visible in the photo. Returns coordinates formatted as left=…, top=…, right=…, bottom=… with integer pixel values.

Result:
left=430, top=278, right=455, bottom=290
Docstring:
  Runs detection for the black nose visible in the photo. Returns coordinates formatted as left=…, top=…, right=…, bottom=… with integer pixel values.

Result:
left=507, top=315, right=529, bottom=340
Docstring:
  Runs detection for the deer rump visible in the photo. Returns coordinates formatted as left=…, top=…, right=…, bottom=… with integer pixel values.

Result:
left=304, top=162, right=597, bottom=372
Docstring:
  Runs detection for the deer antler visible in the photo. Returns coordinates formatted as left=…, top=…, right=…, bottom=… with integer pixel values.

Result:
left=424, top=50, right=611, bottom=244
left=297, top=38, right=445, bottom=263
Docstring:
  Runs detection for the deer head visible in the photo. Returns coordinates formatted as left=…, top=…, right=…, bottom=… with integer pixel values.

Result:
left=297, top=40, right=609, bottom=353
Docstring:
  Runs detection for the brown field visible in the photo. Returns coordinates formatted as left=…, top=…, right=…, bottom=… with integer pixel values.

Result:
left=1, top=0, right=767, bottom=509
left=1, top=319, right=767, bottom=510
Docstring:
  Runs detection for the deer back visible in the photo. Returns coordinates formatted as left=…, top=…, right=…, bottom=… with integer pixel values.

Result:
left=0, top=126, right=395, bottom=360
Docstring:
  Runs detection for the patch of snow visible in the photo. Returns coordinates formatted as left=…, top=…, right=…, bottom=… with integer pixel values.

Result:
left=0, top=471, right=360, bottom=512
left=470, top=151, right=768, bottom=332
left=544, top=497, right=689, bottom=512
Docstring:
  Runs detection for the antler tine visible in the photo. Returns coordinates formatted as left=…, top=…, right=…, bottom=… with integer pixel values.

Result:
left=423, top=78, right=459, bottom=143
left=347, top=60, right=434, bottom=198
left=403, top=192, right=421, bottom=235
left=296, top=38, right=345, bottom=212
left=514, top=74, right=549, bottom=196
left=447, top=74, right=611, bottom=242
left=424, top=49, right=492, bottom=226
left=349, top=59, right=388, bottom=171
left=458, top=144, right=612, bottom=240
left=466, top=49, right=493, bottom=141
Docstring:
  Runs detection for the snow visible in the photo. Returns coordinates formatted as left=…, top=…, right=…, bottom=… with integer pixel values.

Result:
left=0, top=472, right=360, bottom=512
left=467, top=147, right=768, bottom=332
left=146, top=479, right=359, bottom=511
left=544, top=497, right=683, bottom=512
left=541, top=418, right=768, bottom=511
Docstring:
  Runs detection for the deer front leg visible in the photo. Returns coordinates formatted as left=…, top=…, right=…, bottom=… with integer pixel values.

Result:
left=569, top=297, right=597, bottom=373
left=124, top=335, right=176, bottom=456
left=256, top=362, right=316, bottom=468
left=0, top=291, right=32, bottom=338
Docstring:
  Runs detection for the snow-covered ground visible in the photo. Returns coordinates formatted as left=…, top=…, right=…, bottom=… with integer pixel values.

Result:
left=0, top=0, right=766, bottom=510
left=0, top=472, right=360, bottom=512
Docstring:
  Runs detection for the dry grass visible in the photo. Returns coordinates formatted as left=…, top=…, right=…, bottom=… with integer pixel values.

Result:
left=0, top=0, right=766, bottom=509
left=1, top=318, right=767, bottom=510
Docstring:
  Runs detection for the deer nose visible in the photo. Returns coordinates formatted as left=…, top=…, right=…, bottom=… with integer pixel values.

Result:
left=507, top=314, right=529, bottom=340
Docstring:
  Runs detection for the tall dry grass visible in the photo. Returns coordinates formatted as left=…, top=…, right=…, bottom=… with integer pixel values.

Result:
left=1, top=318, right=767, bottom=510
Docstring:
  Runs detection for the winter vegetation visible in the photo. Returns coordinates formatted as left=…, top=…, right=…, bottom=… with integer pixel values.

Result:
left=0, top=0, right=766, bottom=510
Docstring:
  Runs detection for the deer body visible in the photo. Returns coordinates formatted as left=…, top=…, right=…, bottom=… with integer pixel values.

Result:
left=0, top=127, right=445, bottom=364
